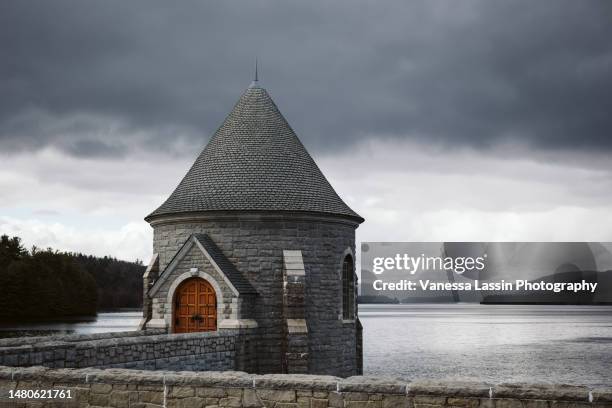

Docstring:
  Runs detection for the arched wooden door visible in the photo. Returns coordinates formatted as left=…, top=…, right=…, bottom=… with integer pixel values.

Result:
left=173, top=277, right=217, bottom=333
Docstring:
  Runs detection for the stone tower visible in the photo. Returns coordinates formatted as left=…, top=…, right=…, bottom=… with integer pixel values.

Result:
left=140, top=78, right=364, bottom=376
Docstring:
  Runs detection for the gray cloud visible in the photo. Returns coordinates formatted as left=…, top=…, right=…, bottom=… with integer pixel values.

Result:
left=1, top=0, right=611, bottom=158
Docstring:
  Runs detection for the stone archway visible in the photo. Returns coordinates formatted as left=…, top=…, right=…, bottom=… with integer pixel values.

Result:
left=172, top=277, right=217, bottom=333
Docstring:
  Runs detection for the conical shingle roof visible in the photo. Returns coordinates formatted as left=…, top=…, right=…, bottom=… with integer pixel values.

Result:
left=145, top=84, right=363, bottom=223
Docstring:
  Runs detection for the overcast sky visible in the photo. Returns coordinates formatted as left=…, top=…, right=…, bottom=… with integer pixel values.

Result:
left=1, top=1, right=612, bottom=262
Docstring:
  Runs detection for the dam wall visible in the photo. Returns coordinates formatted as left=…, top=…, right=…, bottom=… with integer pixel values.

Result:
left=0, top=366, right=610, bottom=408
left=0, top=329, right=256, bottom=372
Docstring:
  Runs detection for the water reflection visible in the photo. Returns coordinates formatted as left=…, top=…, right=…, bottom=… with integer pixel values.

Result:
left=0, top=312, right=142, bottom=338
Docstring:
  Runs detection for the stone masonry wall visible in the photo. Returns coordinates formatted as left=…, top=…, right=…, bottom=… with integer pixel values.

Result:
left=151, top=244, right=240, bottom=326
left=0, top=366, right=610, bottom=408
left=0, top=330, right=256, bottom=372
left=151, top=213, right=359, bottom=376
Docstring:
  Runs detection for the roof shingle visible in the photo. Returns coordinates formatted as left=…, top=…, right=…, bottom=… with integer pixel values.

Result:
left=145, top=84, right=363, bottom=223
left=193, top=234, right=257, bottom=295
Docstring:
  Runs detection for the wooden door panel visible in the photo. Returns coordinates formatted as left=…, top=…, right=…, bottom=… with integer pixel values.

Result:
left=173, top=277, right=217, bottom=333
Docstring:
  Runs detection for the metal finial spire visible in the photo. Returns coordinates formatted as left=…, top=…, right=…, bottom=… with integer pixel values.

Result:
left=249, top=58, right=260, bottom=88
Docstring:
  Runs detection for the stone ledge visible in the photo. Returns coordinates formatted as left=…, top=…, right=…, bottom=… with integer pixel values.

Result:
left=164, top=371, right=254, bottom=388
left=339, top=376, right=407, bottom=394
left=407, top=380, right=492, bottom=398
left=42, top=368, right=102, bottom=384
left=219, top=319, right=259, bottom=329
left=73, top=330, right=228, bottom=349
left=87, top=368, right=169, bottom=385
left=592, top=388, right=612, bottom=403
left=0, top=330, right=228, bottom=355
left=254, top=374, right=338, bottom=391
left=493, top=382, right=590, bottom=402
left=0, top=366, right=14, bottom=380
left=0, top=329, right=166, bottom=348
left=0, top=365, right=607, bottom=403
left=4, top=366, right=52, bottom=381
left=286, top=320, right=308, bottom=335
left=0, top=345, right=33, bottom=354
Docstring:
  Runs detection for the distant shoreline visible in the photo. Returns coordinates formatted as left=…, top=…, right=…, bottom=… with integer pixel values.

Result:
left=359, top=300, right=612, bottom=306
left=0, top=308, right=142, bottom=325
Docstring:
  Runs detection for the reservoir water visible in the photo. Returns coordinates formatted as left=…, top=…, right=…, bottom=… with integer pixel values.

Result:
left=0, top=312, right=142, bottom=337
left=1, top=304, right=610, bottom=386
left=361, top=304, right=612, bottom=387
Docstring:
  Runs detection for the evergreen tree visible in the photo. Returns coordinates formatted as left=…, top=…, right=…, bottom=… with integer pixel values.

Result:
left=0, top=235, right=27, bottom=268
left=0, top=235, right=143, bottom=322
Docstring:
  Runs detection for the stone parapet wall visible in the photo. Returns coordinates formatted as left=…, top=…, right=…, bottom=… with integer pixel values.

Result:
left=0, top=330, right=255, bottom=372
left=0, top=329, right=166, bottom=349
left=0, top=366, right=610, bottom=408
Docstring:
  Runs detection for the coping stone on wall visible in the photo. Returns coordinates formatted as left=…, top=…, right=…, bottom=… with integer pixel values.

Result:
left=592, top=388, right=612, bottom=403
left=254, top=374, right=339, bottom=391
left=1, top=332, right=192, bottom=354
left=87, top=368, right=167, bottom=385
left=0, top=345, right=32, bottom=354
left=163, top=371, right=254, bottom=388
left=41, top=368, right=101, bottom=384
left=0, top=366, right=14, bottom=380
left=407, top=379, right=492, bottom=398
left=493, top=382, right=591, bottom=402
left=70, top=330, right=225, bottom=349
left=0, top=365, right=608, bottom=403
left=10, top=367, right=108, bottom=384
left=7, top=366, right=52, bottom=381
left=0, top=329, right=166, bottom=348
left=338, top=376, right=407, bottom=394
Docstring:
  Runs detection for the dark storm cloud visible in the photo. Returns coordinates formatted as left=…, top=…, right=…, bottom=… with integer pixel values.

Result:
left=1, top=0, right=611, bottom=158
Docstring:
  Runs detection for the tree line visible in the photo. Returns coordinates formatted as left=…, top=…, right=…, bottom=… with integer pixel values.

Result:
left=0, top=235, right=144, bottom=322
